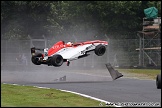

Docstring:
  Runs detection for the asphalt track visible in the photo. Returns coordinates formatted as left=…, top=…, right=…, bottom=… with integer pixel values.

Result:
left=1, top=67, right=161, bottom=107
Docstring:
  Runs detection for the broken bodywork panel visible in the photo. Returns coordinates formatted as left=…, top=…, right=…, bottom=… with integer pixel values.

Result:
left=105, top=63, right=123, bottom=80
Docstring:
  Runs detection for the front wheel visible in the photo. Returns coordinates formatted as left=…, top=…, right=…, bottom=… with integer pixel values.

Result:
left=51, top=54, right=63, bottom=67
left=95, top=44, right=106, bottom=56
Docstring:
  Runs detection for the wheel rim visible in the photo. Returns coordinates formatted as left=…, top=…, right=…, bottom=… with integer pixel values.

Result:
left=99, top=47, right=105, bottom=55
left=56, top=57, right=62, bottom=64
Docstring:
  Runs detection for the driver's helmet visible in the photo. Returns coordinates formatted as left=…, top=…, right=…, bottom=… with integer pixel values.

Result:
left=67, top=42, right=73, bottom=46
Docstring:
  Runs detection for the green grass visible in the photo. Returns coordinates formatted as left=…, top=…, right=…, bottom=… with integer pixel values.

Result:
left=1, top=83, right=104, bottom=107
left=117, top=69, right=161, bottom=80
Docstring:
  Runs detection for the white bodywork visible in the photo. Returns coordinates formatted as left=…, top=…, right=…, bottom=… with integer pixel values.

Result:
left=50, top=43, right=101, bottom=61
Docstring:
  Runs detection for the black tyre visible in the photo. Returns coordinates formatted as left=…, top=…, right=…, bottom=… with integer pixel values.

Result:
left=31, top=53, right=42, bottom=65
left=95, top=44, right=106, bottom=56
left=51, top=54, right=63, bottom=67
left=156, top=74, right=161, bottom=89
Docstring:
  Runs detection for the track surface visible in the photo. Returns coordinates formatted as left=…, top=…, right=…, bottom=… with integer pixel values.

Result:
left=1, top=67, right=161, bottom=106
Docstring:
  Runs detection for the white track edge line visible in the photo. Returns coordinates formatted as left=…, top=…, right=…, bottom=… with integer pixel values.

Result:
left=59, top=89, right=121, bottom=107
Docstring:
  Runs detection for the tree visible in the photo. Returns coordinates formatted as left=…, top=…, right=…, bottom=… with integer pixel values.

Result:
left=1, top=1, right=161, bottom=40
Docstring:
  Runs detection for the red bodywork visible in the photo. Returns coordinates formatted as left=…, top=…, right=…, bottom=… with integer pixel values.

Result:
left=47, top=40, right=108, bottom=57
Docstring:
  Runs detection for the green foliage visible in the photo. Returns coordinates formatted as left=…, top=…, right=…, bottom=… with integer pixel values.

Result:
left=1, top=1, right=161, bottom=40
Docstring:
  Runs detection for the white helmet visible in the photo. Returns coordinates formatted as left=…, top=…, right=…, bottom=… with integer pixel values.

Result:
left=67, top=42, right=73, bottom=46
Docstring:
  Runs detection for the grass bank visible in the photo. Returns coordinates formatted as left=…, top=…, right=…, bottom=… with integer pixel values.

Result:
left=117, top=69, right=161, bottom=80
left=1, top=83, right=103, bottom=107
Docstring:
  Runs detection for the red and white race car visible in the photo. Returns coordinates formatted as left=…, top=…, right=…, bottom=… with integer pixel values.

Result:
left=31, top=40, right=108, bottom=67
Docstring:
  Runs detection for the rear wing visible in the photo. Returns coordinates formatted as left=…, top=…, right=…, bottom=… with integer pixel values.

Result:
left=31, top=47, right=44, bottom=55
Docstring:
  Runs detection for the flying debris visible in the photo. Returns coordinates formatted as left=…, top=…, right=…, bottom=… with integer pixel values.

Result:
left=105, top=63, right=123, bottom=80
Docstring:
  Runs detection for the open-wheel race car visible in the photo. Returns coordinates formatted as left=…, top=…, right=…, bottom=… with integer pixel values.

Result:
left=31, top=40, right=108, bottom=67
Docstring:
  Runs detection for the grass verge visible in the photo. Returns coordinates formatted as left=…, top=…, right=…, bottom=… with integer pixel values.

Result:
left=117, top=69, right=161, bottom=80
left=1, top=83, right=104, bottom=107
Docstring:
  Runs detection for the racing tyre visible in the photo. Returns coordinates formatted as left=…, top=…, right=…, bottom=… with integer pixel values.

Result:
left=31, top=53, right=42, bottom=65
left=156, top=74, right=161, bottom=89
left=95, top=44, right=106, bottom=56
left=51, top=54, right=63, bottom=67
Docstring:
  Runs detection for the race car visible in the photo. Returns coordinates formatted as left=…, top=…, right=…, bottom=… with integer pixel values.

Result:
left=31, top=40, right=108, bottom=67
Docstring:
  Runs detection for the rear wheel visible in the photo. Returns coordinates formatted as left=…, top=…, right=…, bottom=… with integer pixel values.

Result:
left=95, top=44, right=106, bottom=56
left=156, top=74, right=161, bottom=89
left=51, top=54, right=63, bottom=67
left=31, top=53, right=42, bottom=65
